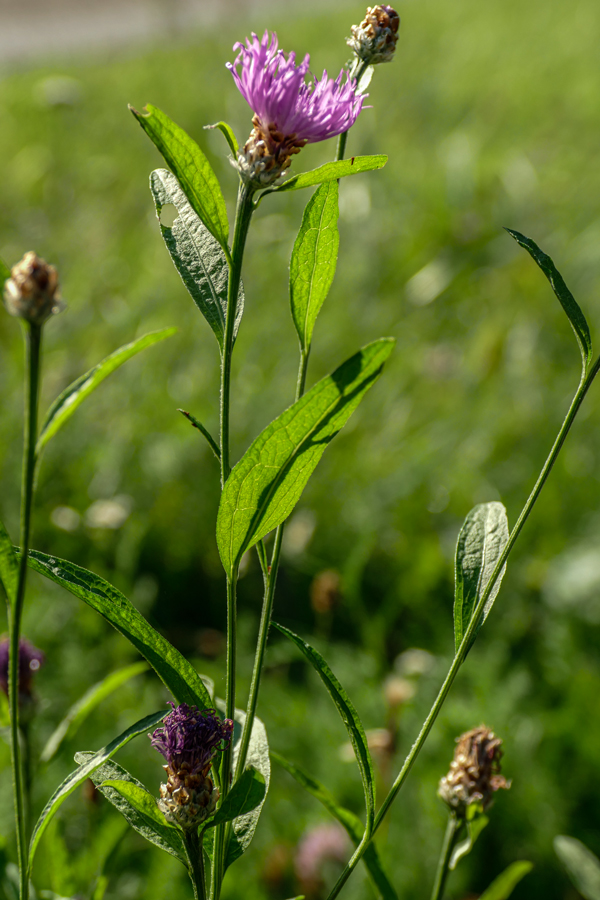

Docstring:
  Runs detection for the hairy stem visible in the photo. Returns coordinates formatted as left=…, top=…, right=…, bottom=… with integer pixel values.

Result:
left=184, top=830, right=206, bottom=900
left=430, top=815, right=460, bottom=900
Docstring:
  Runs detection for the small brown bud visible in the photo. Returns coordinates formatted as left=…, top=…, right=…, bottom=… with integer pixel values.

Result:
left=347, top=6, right=400, bottom=66
left=438, top=726, right=510, bottom=816
left=3, top=251, right=64, bottom=325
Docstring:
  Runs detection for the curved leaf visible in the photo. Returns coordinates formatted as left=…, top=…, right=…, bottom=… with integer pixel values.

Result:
left=205, top=121, right=239, bottom=157
left=0, top=518, right=18, bottom=609
left=225, top=708, right=270, bottom=869
left=37, top=328, right=176, bottom=454
left=29, top=710, right=166, bottom=869
left=478, top=861, right=534, bottom=900
left=264, top=155, right=387, bottom=195
left=272, top=624, right=375, bottom=836
left=217, top=339, right=394, bottom=578
left=555, top=836, right=600, bottom=900
left=25, top=550, right=212, bottom=709
left=131, top=104, right=229, bottom=250
left=210, top=766, right=265, bottom=827
left=454, top=502, right=509, bottom=655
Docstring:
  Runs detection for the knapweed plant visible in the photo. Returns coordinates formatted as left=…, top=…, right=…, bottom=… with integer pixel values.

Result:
left=1, top=6, right=599, bottom=899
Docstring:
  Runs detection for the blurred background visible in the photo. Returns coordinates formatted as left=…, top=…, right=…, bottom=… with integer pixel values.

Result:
left=1, top=0, right=600, bottom=897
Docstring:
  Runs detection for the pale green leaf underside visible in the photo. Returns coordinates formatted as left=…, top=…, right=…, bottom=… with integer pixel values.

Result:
left=150, top=169, right=243, bottom=351
left=29, top=710, right=166, bottom=868
left=131, top=104, right=229, bottom=249
left=226, top=708, right=270, bottom=869
left=0, top=518, right=18, bottom=609
left=217, top=338, right=394, bottom=577
left=25, top=550, right=212, bottom=709
left=555, top=835, right=600, bottom=900
left=454, top=501, right=509, bottom=655
left=41, top=661, right=148, bottom=763
left=269, top=155, right=387, bottom=194
left=478, top=861, right=534, bottom=900
left=290, top=181, right=340, bottom=353
left=37, top=328, right=176, bottom=454
left=273, top=624, right=375, bottom=835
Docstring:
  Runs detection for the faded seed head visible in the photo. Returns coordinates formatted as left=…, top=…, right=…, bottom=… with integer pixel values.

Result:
left=438, top=726, right=511, bottom=816
left=347, top=6, right=400, bottom=66
left=3, top=252, right=64, bottom=325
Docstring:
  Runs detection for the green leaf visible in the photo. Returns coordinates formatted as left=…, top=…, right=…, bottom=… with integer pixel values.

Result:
left=272, top=752, right=397, bottom=900
left=506, top=229, right=592, bottom=370
left=265, top=155, right=388, bottom=195
left=217, top=338, right=394, bottom=577
left=178, top=410, right=221, bottom=460
left=555, top=835, right=600, bottom=900
left=209, top=766, right=265, bottom=827
left=290, top=181, right=340, bottom=353
left=454, top=501, right=509, bottom=655
left=76, top=754, right=186, bottom=864
left=205, top=121, right=239, bottom=157
left=225, top=708, right=270, bottom=869
left=131, top=104, right=229, bottom=250
left=150, top=169, right=243, bottom=351
left=29, top=710, right=166, bottom=869
left=25, top=550, right=212, bottom=710
left=478, top=861, right=534, bottom=900
left=0, top=518, right=18, bottom=609
left=41, top=662, right=148, bottom=763
left=37, top=329, right=176, bottom=455
left=272, top=624, right=375, bottom=836
left=449, top=812, right=489, bottom=869
left=0, top=258, right=10, bottom=283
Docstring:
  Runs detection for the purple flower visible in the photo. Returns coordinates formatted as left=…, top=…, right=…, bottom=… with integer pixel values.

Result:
left=0, top=635, right=45, bottom=699
left=150, top=703, right=233, bottom=776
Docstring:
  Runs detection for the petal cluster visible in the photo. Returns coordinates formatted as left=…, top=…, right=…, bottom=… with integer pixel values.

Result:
left=228, top=30, right=364, bottom=144
left=150, top=702, right=233, bottom=776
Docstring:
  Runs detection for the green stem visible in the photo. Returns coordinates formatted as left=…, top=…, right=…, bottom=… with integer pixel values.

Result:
left=336, top=62, right=370, bottom=162
left=9, top=322, right=42, bottom=900
left=184, top=830, right=206, bottom=900
left=325, top=359, right=600, bottom=900
left=430, top=815, right=460, bottom=900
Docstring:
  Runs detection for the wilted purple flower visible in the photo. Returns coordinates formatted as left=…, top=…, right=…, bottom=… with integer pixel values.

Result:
left=227, top=31, right=365, bottom=186
left=0, top=635, right=45, bottom=700
left=150, top=703, right=233, bottom=830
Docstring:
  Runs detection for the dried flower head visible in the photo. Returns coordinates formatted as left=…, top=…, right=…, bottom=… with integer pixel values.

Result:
left=347, top=6, right=400, bottom=66
left=438, top=726, right=511, bottom=816
left=0, top=635, right=45, bottom=700
left=228, top=31, right=365, bottom=186
left=3, top=252, right=64, bottom=325
left=150, top=703, right=233, bottom=830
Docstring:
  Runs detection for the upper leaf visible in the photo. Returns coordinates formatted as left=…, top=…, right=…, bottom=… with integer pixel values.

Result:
left=37, top=328, right=176, bottom=455
left=273, top=623, right=375, bottom=837
left=555, top=835, right=600, bottom=900
left=264, top=155, right=387, bottom=195
left=225, top=708, right=270, bottom=869
left=25, top=551, right=212, bottom=709
left=290, top=181, right=340, bottom=353
left=131, top=104, right=230, bottom=250
left=506, top=228, right=592, bottom=370
left=217, top=338, right=394, bottom=577
left=0, top=518, right=18, bottom=609
left=29, top=710, right=166, bottom=869
left=454, top=502, right=509, bottom=655
left=478, top=861, right=534, bottom=900
left=150, top=169, right=243, bottom=351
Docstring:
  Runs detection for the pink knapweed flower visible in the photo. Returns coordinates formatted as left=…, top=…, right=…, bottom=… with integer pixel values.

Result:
left=227, top=30, right=365, bottom=185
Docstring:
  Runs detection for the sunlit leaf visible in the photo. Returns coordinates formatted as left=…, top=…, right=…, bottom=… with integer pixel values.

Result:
left=555, top=835, right=600, bottom=900
left=449, top=811, right=488, bottom=869
left=205, top=121, right=239, bottom=157
left=264, top=155, right=387, bottom=195
left=478, top=861, right=534, bottom=900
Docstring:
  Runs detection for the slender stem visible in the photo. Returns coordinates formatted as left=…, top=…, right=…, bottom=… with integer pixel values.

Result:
left=9, top=322, right=42, bottom=900
left=184, top=830, right=206, bottom=900
left=430, top=815, right=460, bottom=900
left=336, top=62, right=370, bottom=162
left=325, top=359, right=600, bottom=900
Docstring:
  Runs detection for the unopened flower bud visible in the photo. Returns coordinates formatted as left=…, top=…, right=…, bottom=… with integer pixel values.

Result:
left=347, top=6, right=400, bottom=66
left=438, top=726, right=510, bottom=817
left=3, top=251, right=64, bottom=325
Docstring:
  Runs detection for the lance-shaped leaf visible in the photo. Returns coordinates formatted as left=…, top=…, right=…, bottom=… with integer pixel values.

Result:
left=77, top=753, right=187, bottom=863
left=217, top=338, right=394, bottom=577
left=290, top=181, right=340, bottom=353
left=506, top=229, right=592, bottom=371
left=131, top=104, right=229, bottom=250
left=25, top=551, right=212, bottom=709
left=0, top=258, right=10, bottom=283
left=225, top=708, right=270, bottom=869
left=273, top=624, right=375, bottom=836
left=555, top=836, right=600, bottom=900
left=29, top=710, right=166, bottom=869
left=0, top=518, right=18, bottom=609
left=37, top=328, right=176, bottom=455
left=273, top=752, right=397, bottom=900
left=150, top=169, right=243, bottom=351
left=454, top=502, right=509, bottom=655
left=478, top=861, right=533, bottom=900
left=41, top=662, right=148, bottom=763
left=263, top=155, right=387, bottom=195
left=209, top=766, right=265, bottom=827
left=205, top=121, right=239, bottom=157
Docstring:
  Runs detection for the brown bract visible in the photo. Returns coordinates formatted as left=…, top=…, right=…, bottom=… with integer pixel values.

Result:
left=235, top=115, right=307, bottom=187
left=158, top=762, right=219, bottom=830
left=3, top=251, right=64, bottom=325
left=437, top=725, right=511, bottom=816
left=348, top=5, right=401, bottom=65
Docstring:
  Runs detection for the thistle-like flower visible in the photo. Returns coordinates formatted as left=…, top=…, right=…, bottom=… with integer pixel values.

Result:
left=438, top=726, right=510, bottom=817
left=150, top=703, right=234, bottom=830
left=227, top=30, right=365, bottom=186
left=0, top=635, right=45, bottom=701
left=3, top=251, right=64, bottom=325
left=347, top=6, right=400, bottom=66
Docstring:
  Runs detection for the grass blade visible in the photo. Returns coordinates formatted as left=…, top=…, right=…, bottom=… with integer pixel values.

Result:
left=555, top=836, right=600, bottom=900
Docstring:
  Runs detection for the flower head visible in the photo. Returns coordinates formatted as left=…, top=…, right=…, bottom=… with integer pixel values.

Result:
left=150, top=703, right=233, bottom=830
left=227, top=31, right=365, bottom=186
left=348, top=6, right=400, bottom=66
left=438, top=725, right=511, bottom=817
left=0, top=635, right=45, bottom=700
left=3, top=251, right=64, bottom=325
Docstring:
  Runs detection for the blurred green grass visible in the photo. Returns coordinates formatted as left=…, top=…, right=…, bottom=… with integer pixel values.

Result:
left=1, top=1, right=600, bottom=897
